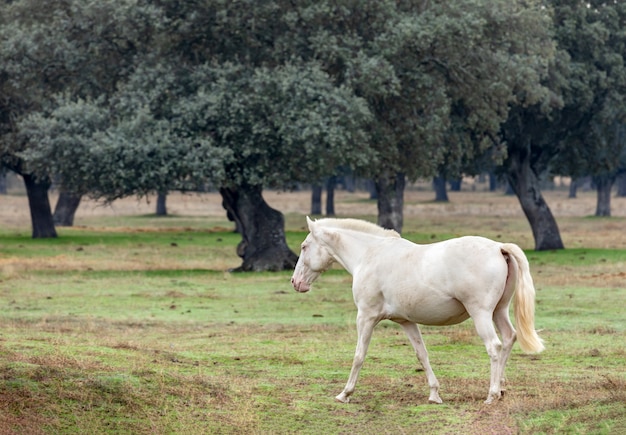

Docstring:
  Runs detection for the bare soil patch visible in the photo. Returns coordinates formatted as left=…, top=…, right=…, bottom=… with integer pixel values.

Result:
left=4, top=186, right=626, bottom=250
left=2, top=185, right=626, bottom=221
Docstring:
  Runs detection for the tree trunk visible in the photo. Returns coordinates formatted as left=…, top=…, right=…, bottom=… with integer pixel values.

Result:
left=220, top=184, right=298, bottom=272
left=616, top=172, right=626, bottom=197
left=488, top=172, right=498, bottom=192
left=311, top=184, right=322, bottom=215
left=433, top=175, right=449, bottom=202
left=593, top=175, right=614, bottom=217
left=568, top=178, right=578, bottom=198
left=374, top=172, right=405, bottom=233
left=504, top=181, right=515, bottom=195
left=53, top=190, right=82, bottom=226
left=156, top=191, right=167, bottom=216
left=505, top=148, right=563, bottom=251
left=326, top=175, right=336, bottom=216
left=367, top=179, right=377, bottom=200
left=0, top=173, right=7, bottom=194
left=343, top=172, right=355, bottom=193
left=449, top=178, right=462, bottom=191
left=23, top=174, right=57, bottom=238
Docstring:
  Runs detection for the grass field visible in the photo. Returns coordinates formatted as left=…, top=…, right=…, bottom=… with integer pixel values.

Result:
left=1, top=188, right=625, bottom=434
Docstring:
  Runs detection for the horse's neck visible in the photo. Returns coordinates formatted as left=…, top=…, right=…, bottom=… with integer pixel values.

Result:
left=326, top=230, right=377, bottom=275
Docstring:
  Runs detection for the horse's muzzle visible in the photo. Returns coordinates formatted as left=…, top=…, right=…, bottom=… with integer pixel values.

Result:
left=291, top=276, right=310, bottom=293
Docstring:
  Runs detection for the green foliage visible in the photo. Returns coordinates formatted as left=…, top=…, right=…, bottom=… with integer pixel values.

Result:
left=3, top=0, right=625, bottom=209
left=17, top=98, right=109, bottom=184
left=180, top=62, right=374, bottom=188
left=424, top=0, right=554, bottom=178
left=506, top=0, right=626, bottom=180
left=559, top=0, right=626, bottom=178
left=3, top=0, right=378, bottom=197
left=17, top=97, right=229, bottom=200
left=0, top=0, right=162, bottom=118
left=0, top=0, right=168, bottom=181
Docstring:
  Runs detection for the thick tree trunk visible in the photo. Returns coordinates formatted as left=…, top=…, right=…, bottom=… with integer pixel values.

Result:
left=156, top=191, right=167, bottom=216
left=433, top=175, right=449, bottom=202
left=220, top=184, right=297, bottom=272
left=23, top=174, right=57, bottom=238
left=506, top=148, right=563, bottom=251
left=374, top=172, right=405, bottom=233
left=593, top=175, right=614, bottom=217
left=53, top=190, right=82, bottom=226
left=326, top=175, right=336, bottom=216
left=311, top=184, right=322, bottom=215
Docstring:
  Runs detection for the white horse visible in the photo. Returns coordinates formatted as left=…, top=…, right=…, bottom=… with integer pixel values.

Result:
left=291, top=217, right=544, bottom=404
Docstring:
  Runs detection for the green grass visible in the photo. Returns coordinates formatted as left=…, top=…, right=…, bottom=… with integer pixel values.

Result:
left=1, top=215, right=625, bottom=434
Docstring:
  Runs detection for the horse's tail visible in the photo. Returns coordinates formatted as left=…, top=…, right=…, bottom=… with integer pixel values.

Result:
left=501, top=243, right=545, bottom=353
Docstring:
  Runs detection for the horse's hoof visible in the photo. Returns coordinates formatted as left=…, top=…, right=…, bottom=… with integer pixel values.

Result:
left=335, top=393, right=350, bottom=403
left=428, top=398, right=443, bottom=404
left=484, top=393, right=502, bottom=404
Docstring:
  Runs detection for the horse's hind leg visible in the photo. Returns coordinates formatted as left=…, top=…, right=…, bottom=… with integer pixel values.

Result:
left=493, top=306, right=517, bottom=389
left=398, top=321, right=442, bottom=404
left=335, top=312, right=377, bottom=403
left=471, top=312, right=504, bottom=404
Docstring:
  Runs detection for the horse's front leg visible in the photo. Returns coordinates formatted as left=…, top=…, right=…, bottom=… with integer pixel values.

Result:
left=335, top=311, right=378, bottom=403
left=398, top=321, right=442, bottom=404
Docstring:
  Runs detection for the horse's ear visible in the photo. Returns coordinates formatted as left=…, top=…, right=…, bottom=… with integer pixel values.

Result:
left=306, top=216, right=315, bottom=231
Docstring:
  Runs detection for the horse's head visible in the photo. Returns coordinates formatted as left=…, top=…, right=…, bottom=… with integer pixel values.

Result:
left=291, top=217, right=336, bottom=293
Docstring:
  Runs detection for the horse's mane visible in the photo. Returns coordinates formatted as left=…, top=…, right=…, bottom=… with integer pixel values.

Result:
left=312, top=218, right=400, bottom=238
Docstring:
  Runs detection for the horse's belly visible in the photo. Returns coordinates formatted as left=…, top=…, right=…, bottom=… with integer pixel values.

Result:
left=387, top=297, right=470, bottom=326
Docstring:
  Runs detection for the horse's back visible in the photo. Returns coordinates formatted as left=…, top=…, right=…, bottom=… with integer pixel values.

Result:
left=418, top=236, right=509, bottom=299
left=424, top=236, right=506, bottom=273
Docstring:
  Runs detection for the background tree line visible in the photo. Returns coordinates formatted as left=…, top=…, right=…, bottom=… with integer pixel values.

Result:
left=1, top=0, right=626, bottom=271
